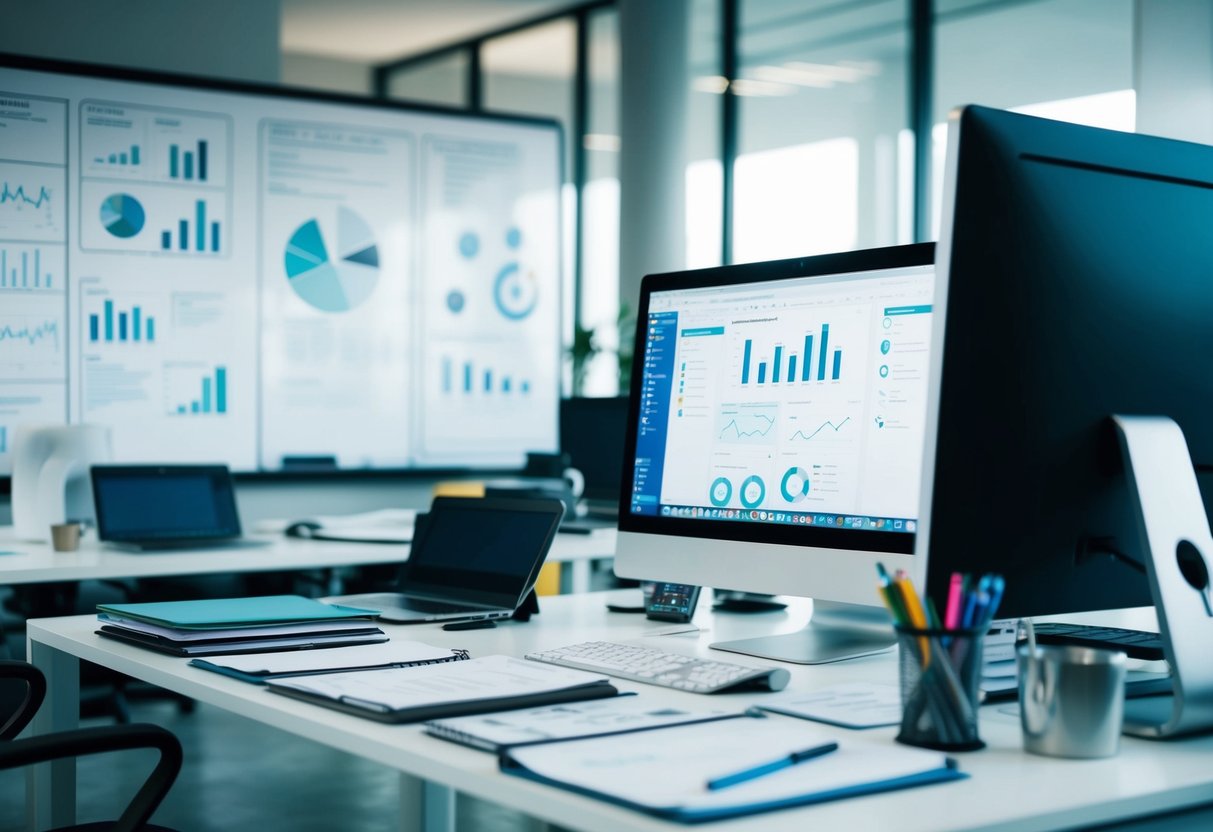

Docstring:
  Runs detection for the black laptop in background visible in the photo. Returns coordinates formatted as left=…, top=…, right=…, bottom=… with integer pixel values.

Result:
left=327, top=496, right=565, bottom=624
left=91, top=464, right=268, bottom=551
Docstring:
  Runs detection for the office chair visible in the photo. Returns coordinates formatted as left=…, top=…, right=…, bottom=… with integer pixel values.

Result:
left=0, top=660, right=183, bottom=832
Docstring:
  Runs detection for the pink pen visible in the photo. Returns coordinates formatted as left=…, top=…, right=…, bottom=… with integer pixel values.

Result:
left=944, top=572, right=964, bottom=630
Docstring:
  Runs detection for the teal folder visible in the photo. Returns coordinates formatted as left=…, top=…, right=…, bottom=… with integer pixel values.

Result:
left=97, top=595, right=378, bottom=630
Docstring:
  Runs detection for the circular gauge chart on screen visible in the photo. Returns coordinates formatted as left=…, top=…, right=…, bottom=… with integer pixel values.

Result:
left=493, top=262, right=538, bottom=321
left=283, top=206, right=380, bottom=312
left=100, top=193, right=145, bottom=238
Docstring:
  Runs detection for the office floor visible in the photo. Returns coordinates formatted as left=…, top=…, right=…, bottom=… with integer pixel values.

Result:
left=0, top=696, right=554, bottom=832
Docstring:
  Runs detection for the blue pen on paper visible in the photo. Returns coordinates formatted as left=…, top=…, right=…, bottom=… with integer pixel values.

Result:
left=705, top=741, right=839, bottom=791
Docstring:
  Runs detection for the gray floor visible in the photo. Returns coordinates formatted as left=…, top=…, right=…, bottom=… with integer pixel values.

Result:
left=1, top=697, right=549, bottom=832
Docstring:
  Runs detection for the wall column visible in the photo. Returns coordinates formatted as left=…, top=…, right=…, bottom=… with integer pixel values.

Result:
left=617, top=0, right=691, bottom=317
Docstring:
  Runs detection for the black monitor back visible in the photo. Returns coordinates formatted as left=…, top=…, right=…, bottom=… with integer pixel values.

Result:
left=560, top=396, right=629, bottom=505
left=924, top=105, right=1213, bottom=618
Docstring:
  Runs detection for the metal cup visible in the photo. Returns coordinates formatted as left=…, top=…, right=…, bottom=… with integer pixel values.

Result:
left=1017, top=643, right=1127, bottom=758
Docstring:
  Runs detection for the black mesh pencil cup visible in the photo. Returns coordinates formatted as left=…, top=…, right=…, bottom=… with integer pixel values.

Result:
left=895, top=626, right=985, bottom=752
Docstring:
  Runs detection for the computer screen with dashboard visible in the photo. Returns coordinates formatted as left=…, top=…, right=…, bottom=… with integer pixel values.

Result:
left=0, top=54, right=561, bottom=475
left=921, top=104, right=1213, bottom=622
left=615, top=244, right=935, bottom=663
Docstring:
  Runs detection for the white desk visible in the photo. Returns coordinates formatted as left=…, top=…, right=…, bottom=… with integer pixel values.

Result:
left=25, top=592, right=1213, bottom=832
left=0, top=526, right=615, bottom=593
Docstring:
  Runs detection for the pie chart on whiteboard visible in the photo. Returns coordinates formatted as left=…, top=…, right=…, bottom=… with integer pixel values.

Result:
left=283, top=205, right=380, bottom=312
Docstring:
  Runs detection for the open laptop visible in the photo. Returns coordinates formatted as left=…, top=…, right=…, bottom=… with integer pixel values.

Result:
left=91, top=464, right=268, bottom=551
left=327, top=496, right=565, bottom=624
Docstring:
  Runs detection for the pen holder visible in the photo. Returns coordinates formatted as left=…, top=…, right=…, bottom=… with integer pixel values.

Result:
left=895, top=626, right=985, bottom=752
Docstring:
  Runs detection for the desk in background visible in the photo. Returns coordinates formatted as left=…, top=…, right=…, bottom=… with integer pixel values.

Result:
left=25, top=591, right=1213, bottom=832
left=0, top=526, right=614, bottom=594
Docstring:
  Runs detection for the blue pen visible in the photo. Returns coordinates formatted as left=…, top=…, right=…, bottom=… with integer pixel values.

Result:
left=876, top=562, right=893, bottom=586
left=961, top=575, right=991, bottom=628
left=705, top=742, right=839, bottom=791
left=983, top=575, right=1006, bottom=626
left=968, top=591, right=990, bottom=630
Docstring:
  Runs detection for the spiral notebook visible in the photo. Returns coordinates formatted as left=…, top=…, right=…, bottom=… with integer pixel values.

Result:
left=267, top=655, right=619, bottom=724
left=190, top=640, right=469, bottom=684
left=425, top=696, right=734, bottom=752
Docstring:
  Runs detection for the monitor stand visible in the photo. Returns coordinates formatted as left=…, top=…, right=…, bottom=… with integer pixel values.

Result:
left=709, top=600, right=895, bottom=665
left=1112, top=415, right=1213, bottom=738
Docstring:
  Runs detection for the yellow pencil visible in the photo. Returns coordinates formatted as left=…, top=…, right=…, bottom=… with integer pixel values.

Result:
left=894, top=575, right=930, bottom=664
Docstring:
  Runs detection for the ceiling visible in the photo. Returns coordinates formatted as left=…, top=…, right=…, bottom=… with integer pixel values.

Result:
left=280, top=0, right=584, bottom=64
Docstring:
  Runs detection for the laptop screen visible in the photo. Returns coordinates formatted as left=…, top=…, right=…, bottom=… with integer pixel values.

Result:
left=92, top=465, right=242, bottom=543
left=403, top=498, right=564, bottom=602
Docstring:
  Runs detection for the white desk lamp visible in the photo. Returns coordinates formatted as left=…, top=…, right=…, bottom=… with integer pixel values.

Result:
left=11, top=425, right=112, bottom=542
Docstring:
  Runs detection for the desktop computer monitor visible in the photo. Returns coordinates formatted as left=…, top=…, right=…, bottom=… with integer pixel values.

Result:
left=615, top=244, right=936, bottom=663
left=921, top=105, right=1213, bottom=619
left=560, top=396, right=629, bottom=516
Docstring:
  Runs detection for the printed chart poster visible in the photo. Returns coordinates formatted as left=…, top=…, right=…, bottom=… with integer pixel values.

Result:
left=0, top=91, right=68, bottom=474
left=416, top=134, right=560, bottom=465
left=74, top=277, right=258, bottom=467
left=77, top=101, right=232, bottom=257
left=258, top=120, right=414, bottom=469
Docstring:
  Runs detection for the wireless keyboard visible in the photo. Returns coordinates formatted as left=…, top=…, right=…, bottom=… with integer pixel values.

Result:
left=1031, top=623, right=1165, bottom=661
left=525, top=641, right=790, bottom=694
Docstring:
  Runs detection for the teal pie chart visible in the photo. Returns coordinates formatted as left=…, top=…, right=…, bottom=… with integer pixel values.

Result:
left=100, top=193, right=144, bottom=238
left=709, top=477, right=732, bottom=507
left=780, top=466, right=811, bottom=503
left=740, top=475, right=766, bottom=509
left=284, top=206, right=380, bottom=312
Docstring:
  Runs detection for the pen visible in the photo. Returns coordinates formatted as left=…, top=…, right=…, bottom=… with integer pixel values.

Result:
left=875, top=563, right=907, bottom=626
left=984, top=575, right=1006, bottom=625
left=705, top=742, right=839, bottom=791
left=944, top=572, right=964, bottom=630
left=960, top=575, right=990, bottom=629
left=893, top=574, right=930, bottom=662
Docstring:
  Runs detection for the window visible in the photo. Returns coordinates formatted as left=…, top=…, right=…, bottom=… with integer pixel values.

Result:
left=580, top=8, right=624, bottom=395
left=734, top=0, right=909, bottom=262
left=686, top=0, right=723, bottom=269
left=383, top=51, right=470, bottom=107
left=931, top=0, right=1135, bottom=235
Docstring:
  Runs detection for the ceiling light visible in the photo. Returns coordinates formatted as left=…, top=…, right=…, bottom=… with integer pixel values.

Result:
left=583, top=133, right=621, bottom=152
left=693, top=75, right=729, bottom=94
left=729, top=78, right=796, bottom=97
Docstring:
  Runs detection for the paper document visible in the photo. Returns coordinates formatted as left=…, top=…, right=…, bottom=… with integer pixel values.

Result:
left=503, top=716, right=959, bottom=820
left=190, top=640, right=464, bottom=678
left=267, top=655, right=608, bottom=712
left=425, top=696, right=734, bottom=751
left=753, top=682, right=903, bottom=729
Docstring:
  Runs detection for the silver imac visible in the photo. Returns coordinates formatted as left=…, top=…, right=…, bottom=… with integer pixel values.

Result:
left=615, top=244, right=935, bottom=664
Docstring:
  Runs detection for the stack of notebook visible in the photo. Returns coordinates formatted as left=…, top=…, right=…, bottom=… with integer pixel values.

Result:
left=96, top=595, right=387, bottom=656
